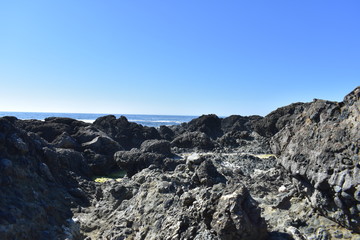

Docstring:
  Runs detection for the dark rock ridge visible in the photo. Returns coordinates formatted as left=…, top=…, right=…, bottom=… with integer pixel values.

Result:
left=270, top=87, right=360, bottom=232
left=0, top=86, right=359, bottom=240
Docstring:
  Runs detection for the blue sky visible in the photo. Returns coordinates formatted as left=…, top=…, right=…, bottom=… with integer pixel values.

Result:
left=1, top=0, right=359, bottom=116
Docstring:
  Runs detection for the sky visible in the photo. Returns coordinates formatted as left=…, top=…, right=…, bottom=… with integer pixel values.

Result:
left=0, top=0, right=359, bottom=116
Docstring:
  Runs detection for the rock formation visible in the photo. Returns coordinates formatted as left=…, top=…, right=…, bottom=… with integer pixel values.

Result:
left=0, top=87, right=359, bottom=240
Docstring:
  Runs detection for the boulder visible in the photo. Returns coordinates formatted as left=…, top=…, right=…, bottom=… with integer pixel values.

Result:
left=211, top=186, right=268, bottom=240
left=52, top=132, right=79, bottom=149
left=171, top=131, right=214, bottom=150
left=158, top=125, right=175, bottom=140
left=186, top=114, right=223, bottom=139
left=83, top=149, right=116, bottom=176
left=81, top=135, right=124, bottom=155
left=114, top=150, right=165, bottom=177
left=93, top=115, right=161, bottom=149
left=140, top=139, right=171, bottom=156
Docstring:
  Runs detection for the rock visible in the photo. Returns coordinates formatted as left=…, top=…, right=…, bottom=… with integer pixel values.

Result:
left=186, top=114, right=223, bottom=139
left=221, top=115, right=262, bottom=133
left=81, top=135, right=124, bottom=155
left=196, top=160, right=227, bottom=186
left=93, top=115, right=161, bottom=149
left=52, top=132, right=79, bottom=149
left=77, top=166, right=268, bottom=240
left=171, top=131, right=214, bottom=150
left=140, top=139, right=171, bottom=156
left=158, top=125, right=175, bottom=140
left=55, top=148, right=91, bottom=177
left=0, top=158, right=13, bottom=175
left=254, top=102, right=307, bottom=137
left=211, top=186, right=268, bottom=240
left=114, top=150, right=165, bottom=177
left=15, top=117, right=87, bottom=143
left=39, top=163, right=55, bottom=182
left=0, top=117, right=81, bottom=240
left=270, top=86, right=360, bottom=232
left=8, top=134, right=28, bottom=154
left=83, top=149, right=115, bottom=176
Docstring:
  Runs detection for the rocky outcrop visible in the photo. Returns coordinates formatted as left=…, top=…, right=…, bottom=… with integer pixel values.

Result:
left=0, top=118, right=83, bottom=240
left=271, top=87, right=360, bottom=232
left=15, top=117, right=89, bottom=143
left=76, top=156, right=268, bottom=240
left=1, top=87, right=360, bottom=240
left=171, top=131, right=215, bottom=150
left=254, top=103, right=308, bottom=138
left=93, top=115, right=161, bottom=150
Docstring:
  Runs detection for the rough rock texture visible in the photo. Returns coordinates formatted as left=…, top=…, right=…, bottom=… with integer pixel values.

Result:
left=1, top=87, right=360, bottom=240
left=93, top=115, right=161, bottom=149
left=171, top=131, right=215, bottom=150
left=76, top=156, right=268, bottom=240
left=271, top=87, right=360, bottom=232
left=0, top=118, right=83, bottom=240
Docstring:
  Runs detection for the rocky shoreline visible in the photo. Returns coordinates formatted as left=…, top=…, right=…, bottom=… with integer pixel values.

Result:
left=0, top=87, right=359, bottom=240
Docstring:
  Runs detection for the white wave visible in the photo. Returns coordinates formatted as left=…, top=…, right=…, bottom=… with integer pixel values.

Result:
left=129, top=119, right=182, bottom=123
left=78, top=119, right=95, bottom=123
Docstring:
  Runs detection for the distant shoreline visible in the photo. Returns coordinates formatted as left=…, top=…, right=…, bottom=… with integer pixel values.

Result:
left=0, top=111, right=198, bottom=128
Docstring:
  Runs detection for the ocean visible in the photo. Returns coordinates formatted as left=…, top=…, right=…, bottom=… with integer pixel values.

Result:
left=0, top=112, right=198, bottom=128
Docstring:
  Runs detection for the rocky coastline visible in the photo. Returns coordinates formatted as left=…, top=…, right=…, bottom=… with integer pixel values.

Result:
left=0, top=87, right=359, bottom=240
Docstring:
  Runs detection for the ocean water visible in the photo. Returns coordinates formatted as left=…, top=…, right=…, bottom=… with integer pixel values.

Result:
left=0, top=112, right=197, bottom=128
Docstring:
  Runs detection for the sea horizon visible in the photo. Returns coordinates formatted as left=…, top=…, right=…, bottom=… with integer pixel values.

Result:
left=0, top=111, right=198, bottom=128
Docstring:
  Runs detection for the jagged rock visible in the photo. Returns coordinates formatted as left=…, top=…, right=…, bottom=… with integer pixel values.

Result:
left=55, top=148, right=91, bottom=177
left=52, top=132, right=80, bottom=149
left=254, top=102, right=308, bottom=138
left=195, top=160, right=227, bottom=186
left=114, top=149, right=166, bottom=177
left=158, top=125, right=175, bottom=140
left=171, top=131, right=215, bottom=150
left=140, top=139, right=171, bottom=156
left=1, top=87, right=360, bottom=240
left=0, top=118, right=82, bottom=240
left=186, top=114, right=223, bottom=139
left=93, top=115, right=161, bottom=150
left=76, top=165, right=268, bottom=240
left=221, top=114, right=262, bottom=133
left=81, top=135, right=123, bottom=155
left=211, top=186, right=268, bottom=240
left=271, top=87, right=360, bottom=232
left=83, top=149, right=115, bottom=176
left=15, top=117, right=88, bottom=142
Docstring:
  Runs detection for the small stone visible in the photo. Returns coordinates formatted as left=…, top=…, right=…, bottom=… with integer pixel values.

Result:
left=333, top=230, right=343, bottom=238
left=278, top=185, right=287, bottom=193
left=334, top=186, right=342, bottom=193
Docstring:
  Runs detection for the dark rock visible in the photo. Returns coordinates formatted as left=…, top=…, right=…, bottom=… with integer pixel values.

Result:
left=140, top=139, right=171, bottom=156
left=81, top=135, right=124, bottom=155
left=93, top=115, right=161, bottom=149
left=52, top=132, right=79, bottom=149
left=83, top=149, right=115, bottom=176
left=270, top=86, right=360, bottom=232
left=8, top=133, right=29, bottom=154
left=186, top=114, right=223, bottom=139
left=221, top=114, right=262, bottom=133
left=114, top=150, right=165, bottom=177
left=254, top=102, right=307, bottom=137
left=196, top=160, right=227, bottom=186
left=171, top=131, right=214, bottom=150
left=211, top=186, right=268, bottom=240
left=158, top=125, right=175, bottom=140
left=55, top=148, right=91, bottom=177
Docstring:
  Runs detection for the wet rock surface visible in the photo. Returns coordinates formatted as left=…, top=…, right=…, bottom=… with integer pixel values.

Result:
left=0, top=87, right=359, bottom=240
